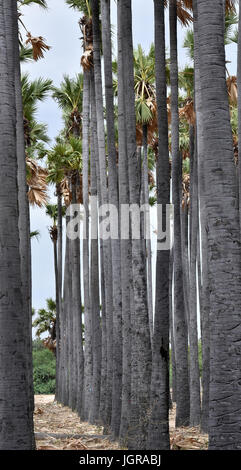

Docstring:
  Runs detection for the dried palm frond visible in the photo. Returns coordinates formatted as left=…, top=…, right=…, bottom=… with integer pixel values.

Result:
left=81, top=48, right=93, bottom=70
left=59, top=177, right=72, bottom=207
left=227, top=75, right=237, bottom=105
left=27, top=158, right=49, bottom=207
left=177, top=0, right=193, bottom=26
left=179, top=99, right=196, bottom=126
left=26, top=32, right=50, bottom=61
left=182, top=174, right=190, bottom=208
left=79, top=15, right=93, bottom=70
left=164, top=0, right=193, bottom=25
left=226, top=0, right=237, bottom=13
left=49, top=225, right=58, bottom=243
left=43, top=336, right=56, bottom=354
left=28, top=186, right=48, bottom=207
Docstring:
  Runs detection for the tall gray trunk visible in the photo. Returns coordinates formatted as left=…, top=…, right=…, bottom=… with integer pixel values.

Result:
left=197, top=0, right=241, bottom=449
left=100, top=0, right=123, bottom=438
left=169, top=0, right=190, bottom=427
left=189, top=138, right=201, bottom=426
left=238, top=0, right=241, bottom=226
left=147, top=0, right=170, bottom=450
left=11, top=0, right=35, bottom=447
left=56, top=190, right=63, bottom=403
left=82, top=71, right=92, bottom=420
left=142, top=124, right=153, bottom=345
left=91, top=0, right=113, bottom=428
left=71, top=179, right=84, bottom=415
left=0, top=0, right=34, bottom=449
left=120, top=0, right=152, bottom=450
left=89, top=105, right=102, bottom=423
left=193, top=0, right=210, bottom=434
left=117, top=0, right=132, bottom=443
left=62, top=224, right=70, bottom=406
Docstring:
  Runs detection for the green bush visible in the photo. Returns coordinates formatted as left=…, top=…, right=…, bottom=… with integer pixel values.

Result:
left=32, top=341, right=56, bottom=394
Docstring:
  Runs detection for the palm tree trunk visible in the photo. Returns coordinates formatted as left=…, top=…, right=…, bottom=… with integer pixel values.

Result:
left=62, top=225, right=70, bottom=406
left=91, top=0, right=113, bottom=429
left=71, top=178, right=84, bottom=415
left=56, top=188, right=63, bottom=402
left=147, top=0, right=170, bottom=449
left=0, top=0, right=34, bottom=449
left=89, top=71, right=106, bottom=425
left=11, top=0, right=35, bottom=448
left=169, top=0, right=190, bottom=427
left=89, top=110, right=101, bottom=424
left=82, top=70, right=92, bottom=420
left=189, top=139, right=201, bottom=426
left=197, top=0, right=241, bottom=449
left=100, top=0, right=123, bottom=438
left=238, top=0, right=241, bottom=228
left=193, top=0, right=210, bottom=434
left=120, top=0, right=152, bottom=449
left=142, top=124, right=153, bottom=345
left=117, top=0, right=132, bottom=442
left=169, top=251, right=177, bottom=403
left=53, top=237, right=60, bottom=402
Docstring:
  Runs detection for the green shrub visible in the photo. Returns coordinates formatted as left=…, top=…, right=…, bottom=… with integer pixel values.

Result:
left=32, top=341, right=56, bottom=394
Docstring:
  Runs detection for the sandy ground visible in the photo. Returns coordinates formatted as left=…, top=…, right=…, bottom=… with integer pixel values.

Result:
left=34, top=395, right=208, bottom=450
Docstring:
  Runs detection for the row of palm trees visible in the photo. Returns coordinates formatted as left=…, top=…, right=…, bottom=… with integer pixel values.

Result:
left=1, top=0, right=241, bottom=451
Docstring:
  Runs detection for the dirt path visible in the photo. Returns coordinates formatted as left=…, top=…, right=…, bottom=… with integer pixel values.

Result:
left=34, top=395, right=208, bottom=450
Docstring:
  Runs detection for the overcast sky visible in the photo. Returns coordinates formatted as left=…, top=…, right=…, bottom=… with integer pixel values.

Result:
left=21, top=0, right=237, bottom=314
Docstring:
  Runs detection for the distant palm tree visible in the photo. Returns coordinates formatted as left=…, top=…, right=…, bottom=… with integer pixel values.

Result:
left=33, top=298, right=57, bottom=355
left=52, top=74, right=84, bottom=137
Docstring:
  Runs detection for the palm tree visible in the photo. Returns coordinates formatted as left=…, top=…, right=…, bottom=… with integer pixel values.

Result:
left=134, top=44, right=156, bottom=345
left=119, top=0, right=152, bottom=450
left=33, top=298, right=57, bottom=355
left=46, top=204, right=61, bottom=398
left=196, top=0, right=241, bottom=449
left=0, top=0, right=34, bottom=449
left=52, top=74, right=83, bottom=138
left=147, top=0, right=170, bottom=450
left=100, top=0, right=123, bottom=438
left=91, top=0, right=114, bottom=429
left=169, top=0, right=190, bottom=427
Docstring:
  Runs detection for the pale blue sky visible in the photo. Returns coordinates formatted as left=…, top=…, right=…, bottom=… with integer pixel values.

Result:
left=21, top=0, right=237, bottom=312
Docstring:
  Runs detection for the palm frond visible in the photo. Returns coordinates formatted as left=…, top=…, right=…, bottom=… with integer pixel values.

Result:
left=26, top=32, right=51, bottom=61
left=18, top=0, right=48, bottom=8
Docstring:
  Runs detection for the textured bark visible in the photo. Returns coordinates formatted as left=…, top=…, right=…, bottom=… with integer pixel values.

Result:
left=147, top=0, right=170, bottom=450
left=117, top=0, right=132, bottom=444
left=82, top=71, right=92, bottom=420
left=0, top=0, right=34, bottom=449
left=142, top=124, right=153, bottom=346
left=56, top=190, right=63, bottom=403
left=71, top=180, right=84, bottom=415
left=11, top=0, right=35, bottom=447
left=169, top=0, right=190, bottom=427
left=100, top=0, right=123, bottom=438
left=169, top=251, right=176, bottom=403
left=189, top=139, right=201, bottom=426
left=91, top=0, right=113, bottom=428
left=62, top=225, right=70, bottom=406
left=181, top=198, right=190, bottom=326
left=89, top=106, right=101, bottom=423
left=238, top=0, right=241, bottom=227
left=89, top=72, right=106, bottom=425
left=120, top=0, right=152, bottom=450
left=53, top=237, right=60, bottom=403
left=197, top=0, right=241, bottom=449
left=193, top=0, right=210, bottom=434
